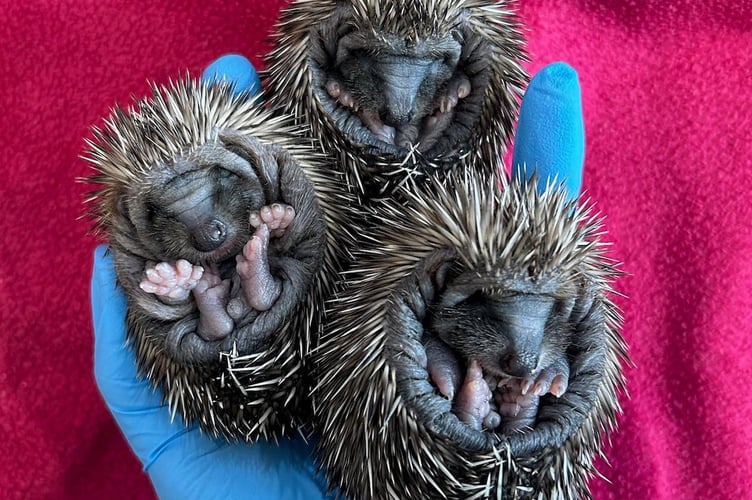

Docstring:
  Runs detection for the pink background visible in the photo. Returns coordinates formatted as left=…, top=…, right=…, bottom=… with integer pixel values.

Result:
left=2, top=0, right=751, bottom=498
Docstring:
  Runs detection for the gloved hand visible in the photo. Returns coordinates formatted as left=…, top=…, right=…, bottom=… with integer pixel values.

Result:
left=91, top=56, right=584, bottom=500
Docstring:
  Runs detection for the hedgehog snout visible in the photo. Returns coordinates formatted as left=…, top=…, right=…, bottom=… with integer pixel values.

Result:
left=381, top=106, right=414, bottom=127
left=500, top=351, right=538, bottom=378
left=190, top=217, right=228, bottom=252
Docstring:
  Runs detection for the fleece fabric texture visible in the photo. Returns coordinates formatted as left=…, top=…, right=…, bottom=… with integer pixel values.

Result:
left=1, top=1, right=750, bottom=498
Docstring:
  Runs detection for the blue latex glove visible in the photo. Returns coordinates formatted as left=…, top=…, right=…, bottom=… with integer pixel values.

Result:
left=512, top=61, right=585, bottom=200
left=91, top=57, right=584, bottom=499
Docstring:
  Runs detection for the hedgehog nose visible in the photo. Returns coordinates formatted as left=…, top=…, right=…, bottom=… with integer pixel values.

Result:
left=381, top=108, right=414, bottom=127
left=192, top=218, right=227, bottom=252
left=500, top=352, right=537, bottom=378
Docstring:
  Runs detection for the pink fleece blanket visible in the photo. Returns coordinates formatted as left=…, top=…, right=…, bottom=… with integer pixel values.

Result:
left=2, top=0, right=750, bottom=497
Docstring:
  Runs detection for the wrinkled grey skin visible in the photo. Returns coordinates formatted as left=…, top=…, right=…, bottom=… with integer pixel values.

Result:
left=328, top=32, right=467, bottom=151
left=427, top=288, right=573, bottom=433
left=308, top=7, right=486, bottom=160
left=110, top=132, right=326, bottom=365
left=385, top=251, right=606, bottom=452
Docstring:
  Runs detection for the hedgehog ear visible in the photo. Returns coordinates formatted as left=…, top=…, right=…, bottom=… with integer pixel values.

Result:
left=335, top=32, right=362, bottom=66
left=438, top=34, right=462, bottom=67
left=217, top=131, right=280, bottom=201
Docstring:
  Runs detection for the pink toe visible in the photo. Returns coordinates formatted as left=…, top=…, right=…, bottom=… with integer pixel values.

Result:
left=176, top=259, right=192, bottom=277
left=191, top=266, right=204, bottom=281
left=145, top=268, right=159, bottom=282
left=260, top=206, right=272, bottom=222
left=283, top=206, right=295, bottom=225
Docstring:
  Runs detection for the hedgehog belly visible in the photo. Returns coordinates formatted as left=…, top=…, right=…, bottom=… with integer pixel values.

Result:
left=84, top=78, right=354, bottom=441
left=313, top=171, right=628, bottom=499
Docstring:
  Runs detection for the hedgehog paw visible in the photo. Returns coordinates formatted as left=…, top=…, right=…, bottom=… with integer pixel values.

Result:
left=395, top=123, right=420, bottom=149
left=436, top=73, right=471, bottom=113
left=425, top=335, right=462, bottom=400
left=139, top=260, right=204, bottom=301
left=249, top=203, right=295, bottom=239
left=237, top=224, right=282, bottom=311
left=494, top=378, right=539, bottom=432
left=520, top=358, right=570, bottom=398
left=453, top=359, right=493, bottom=431
left=360, top=109, right=396, bottom=144
left=192, top=265, right=233, bottom=341
left=326, top=79, right=361, bottom=112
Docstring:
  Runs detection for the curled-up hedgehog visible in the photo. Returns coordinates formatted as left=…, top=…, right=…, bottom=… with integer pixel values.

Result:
left=313, top=170, right=628, bottom=499
left=265, top=0, right=527, bottom=198
left=83, top=78, right=353, bottom=441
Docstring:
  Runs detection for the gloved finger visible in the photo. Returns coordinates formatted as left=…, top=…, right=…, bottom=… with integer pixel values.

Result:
left=92, top=244, right=157, bottom=406
left=148, top=434, right=336, bottom=500
left=202, top=54, right=262, bottom=97
left=91, top=244, right=193, bottom=465
left=511, top=62, right=585, bottom=201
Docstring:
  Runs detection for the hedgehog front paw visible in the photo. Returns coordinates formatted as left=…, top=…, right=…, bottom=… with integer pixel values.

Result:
left=139, top=260, right=204, bottom=301
left=520, top=358, right=570, bottom=398
left=326, top=79, right=360, bottom=112
left=436, top=73, right=471, bottom=114
left=237, top=224, right=282, bottom=311
left=425, top=336, right=463, bottom=400
left=249, top=203, right=295, bottom=239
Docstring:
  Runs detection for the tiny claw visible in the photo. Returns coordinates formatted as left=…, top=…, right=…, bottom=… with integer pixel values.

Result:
left=249, top=212, right=261, bottom=227
left=550, top=374, right=568, bottom=397
left=499, top=401, right=521, bottom=417
left=520, top=378, right=532, bottom=396
left=533, top=381, right=545, bottom=396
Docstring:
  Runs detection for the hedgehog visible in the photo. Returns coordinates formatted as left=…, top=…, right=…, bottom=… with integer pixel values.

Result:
left=264, top=0, right=528, bottom=200
left=83, top=78, right=354, bottom=441
left=313, top=170, right=628, bottom=499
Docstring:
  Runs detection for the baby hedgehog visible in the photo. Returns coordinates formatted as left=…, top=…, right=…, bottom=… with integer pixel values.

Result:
left=84, top=78, right=352, bottom=441
left=265, top=0, right=527, bottom=198
left=313, top=170, right=628, bottom=499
